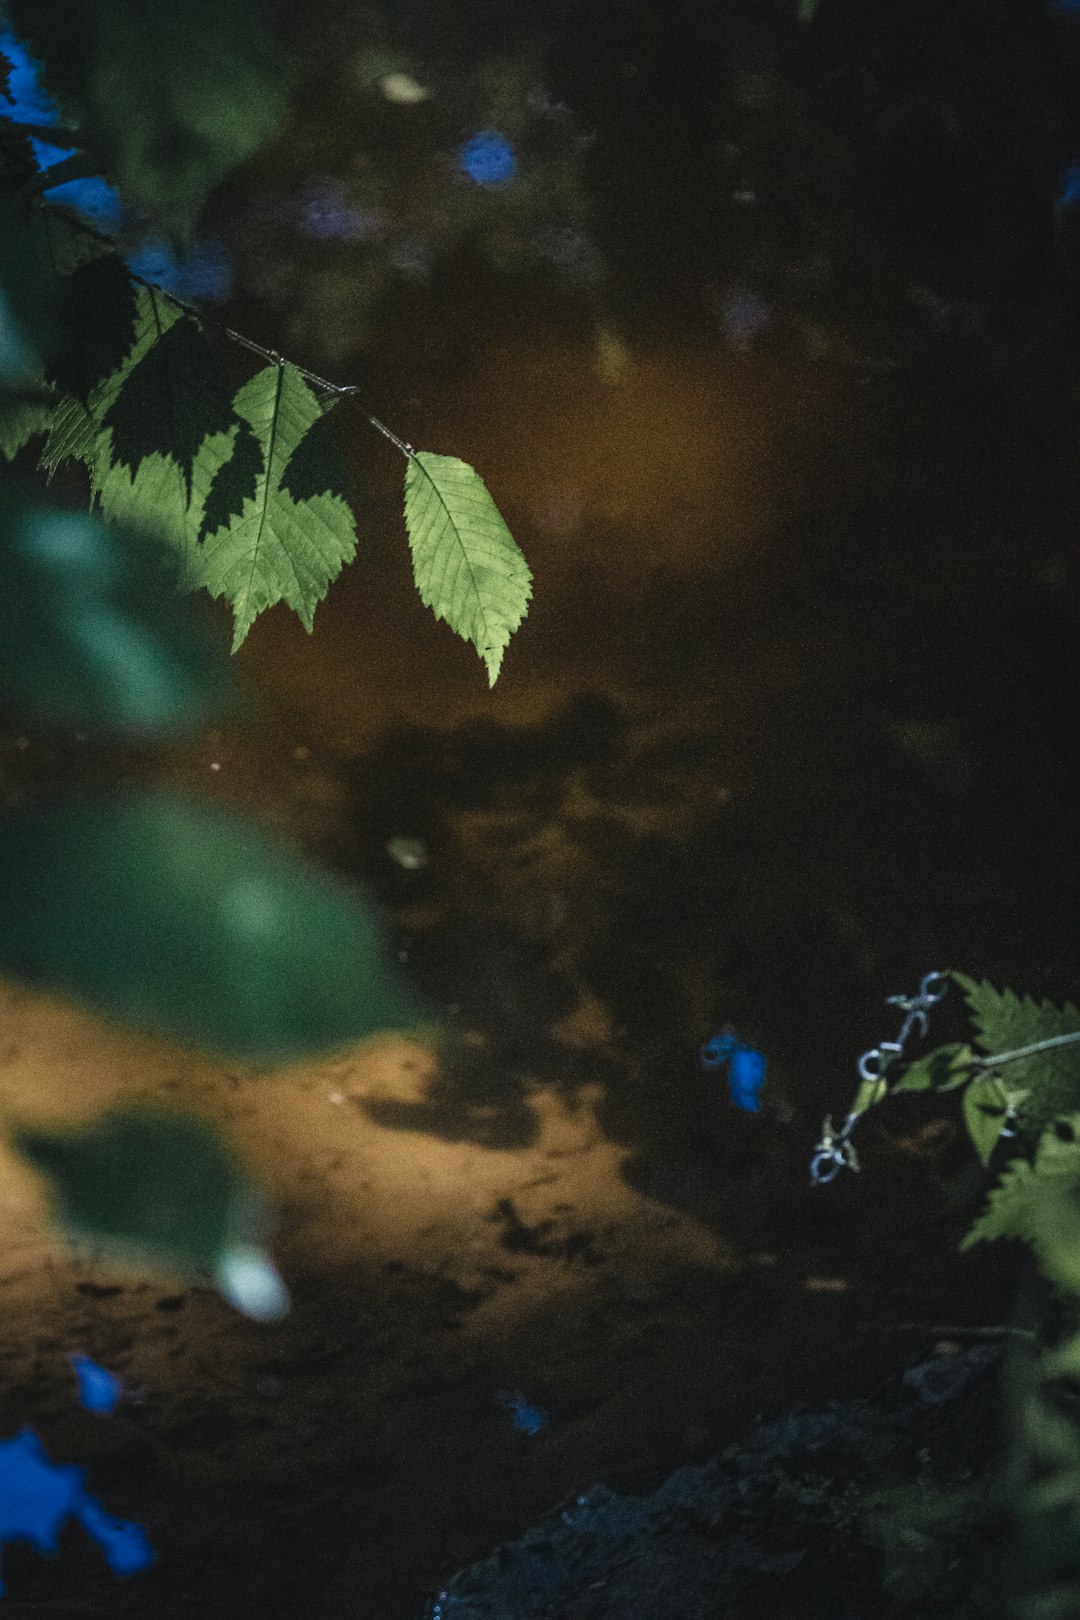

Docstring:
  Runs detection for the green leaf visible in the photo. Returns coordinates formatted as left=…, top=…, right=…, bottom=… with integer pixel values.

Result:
left=45, top=253, right=138, bottom=402
left=893, top=1042, right=975, bottom=1094
left=0, top=501, right=234, bottom=734
left=0, top=791, right=420, bottom=1058
left=192, top=364, right=358, bottom=649
left=7, top=0, right=289, bottom=240
left=962, top=1075, right=1011, bottom=1167
left=962, top=1116, right=1080, bottom=1297
left=39, top=391, right=97, bottom=477
left=954, top=974, right=1080, bottom=1136
left=40, top=280, right=177, bottom=478
left=101, top=315, right=238, bottom=498
left=14, top=1104, right=256, bottom=1272
left=0, top=391, right=49, bottom=460
left=13, top=1103, right=290, bottom=1319
left=197, top=418, right=263, bottom=541
left=0, top=201, right=58, bottom=384
left=403, top=450, right=531, bottom=686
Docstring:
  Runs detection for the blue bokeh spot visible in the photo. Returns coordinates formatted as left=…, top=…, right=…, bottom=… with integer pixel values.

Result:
left=69, top=1353, right=123, bottom=1415
left=459, top=130, right=516, bottom=186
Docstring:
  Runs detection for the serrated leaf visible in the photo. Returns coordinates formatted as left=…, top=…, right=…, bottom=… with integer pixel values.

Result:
left=954, top=973, right=1080, bottom=1137
left=198, top=417, right=263, bottom=541
left=45, top=253, right=137, bottom=402
left=192, top=363, right=358, bottom=649
left=962, top=1075, right=1011, bottom=1167
left=0, top=791, right=420, bottom=1057
left=0, top=499, right=234, bottom=733
left=96, top=426, right=238, bottom=579
left=40, top=281, right=179, bottom=478
left=39, top=390, right=97, bottom=475
left=961, top=1152, right=1035, bottom=1251
left=962, top=1116, right=1080, bottom=1301
left=403, top=450, right=531, bottom=686
left=0, top=390, right=49, bottom=459
left=101, top=314, right=237, bottom=498
left=893, top=1042, right=975, bottom=1095
left=8, top=0, right=289, bottom=240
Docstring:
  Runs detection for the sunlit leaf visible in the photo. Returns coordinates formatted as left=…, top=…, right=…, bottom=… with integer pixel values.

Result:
left=403, top=450, right=531, bottom=686
left=893, top=1042, right=975, bottom=1094
left=7, top=0, right=289, bottom=240
left=192, top=363, right=358, bottom=649
left=0, top=501, right=233, bottom=733
left=0, top=791, right=420, bottom=1057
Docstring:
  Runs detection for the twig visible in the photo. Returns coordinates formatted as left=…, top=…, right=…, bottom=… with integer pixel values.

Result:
left=861, top=1321, right=1037, bottom=1341
left=35, top=197, right=417, bottom=460
left=972, top=1031, right=1080, bottom=1072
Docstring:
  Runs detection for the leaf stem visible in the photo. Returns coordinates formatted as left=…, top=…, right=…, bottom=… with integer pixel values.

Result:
left=35, top=204, right=417, bottom=461
left=975, top=1030, right=1080, bottom=1071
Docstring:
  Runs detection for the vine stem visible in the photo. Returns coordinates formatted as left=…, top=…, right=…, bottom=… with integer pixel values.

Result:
left=975, top=1030, right=1080, bottom=1071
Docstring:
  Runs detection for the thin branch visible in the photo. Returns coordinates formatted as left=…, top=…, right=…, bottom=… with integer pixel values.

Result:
left=152, top=289, right=414, bottom=456
left=34, top=198, right=417, bottom=460
left=973, top=1030, right=1080, bottom=1073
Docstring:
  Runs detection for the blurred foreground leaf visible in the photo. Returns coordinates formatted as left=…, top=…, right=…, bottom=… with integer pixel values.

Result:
left=7, top=0, right=289, bottom=239
left=14, top=1103, right=288, bottom=1319
left=0, top=500, right=234, bottom=733
left=0, top=792, right=421, bottom=1057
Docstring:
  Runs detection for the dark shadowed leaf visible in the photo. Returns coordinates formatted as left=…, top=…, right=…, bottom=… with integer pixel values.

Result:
left=45, top=254, right=137, bottom=402
left=0, top=792, right=422, bottom=1057
left=279, top=404, right=344, bottom=502
left=198, top=417, right=263, bottom=541
left=0, top=500, right=234, bottom=732
left=102, top=315, right=238, bottom=498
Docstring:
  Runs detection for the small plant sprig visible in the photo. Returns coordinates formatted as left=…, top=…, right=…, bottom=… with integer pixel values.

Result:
left=810, top=972, right=1080, bottom=1182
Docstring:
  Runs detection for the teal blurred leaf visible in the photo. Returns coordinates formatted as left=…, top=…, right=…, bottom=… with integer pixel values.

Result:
left=403, top=451, right=531, bottom=686
left=0, top=390, right=49, bottom=460
left=0, top=501, right=234, bottom=733
left=0, top=200, right=57, bottom=385
left=6, top=0, right=290, bottom=240
left=0, top=792, right=420, bottom=1058
left=13, top=1103, right=274, bottom=1293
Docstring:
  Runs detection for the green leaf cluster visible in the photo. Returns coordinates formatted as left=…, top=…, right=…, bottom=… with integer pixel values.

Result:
left=2, top=238, right=531, bottom=674
left=954, top=974, right=1080, bottom=1141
